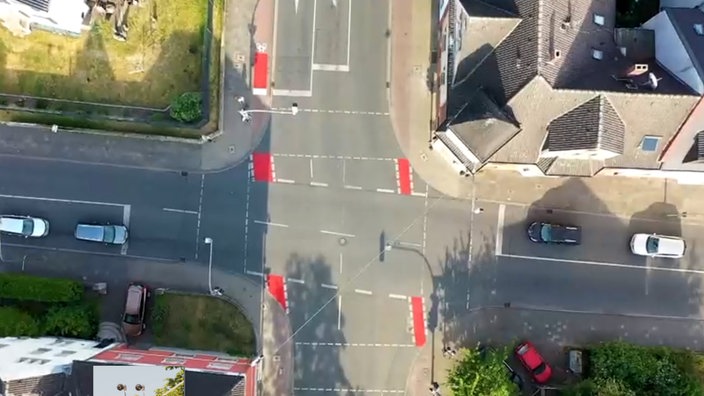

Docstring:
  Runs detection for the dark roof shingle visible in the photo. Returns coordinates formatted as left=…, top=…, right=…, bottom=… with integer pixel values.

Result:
left=544, top=95, right=625, bottom=153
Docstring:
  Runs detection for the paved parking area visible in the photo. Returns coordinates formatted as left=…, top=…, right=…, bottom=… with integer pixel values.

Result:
left=466, top=201, right=704, bottom=319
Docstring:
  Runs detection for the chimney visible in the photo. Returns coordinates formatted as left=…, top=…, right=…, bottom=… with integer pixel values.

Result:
left=626, top=64, right=649, bottom=76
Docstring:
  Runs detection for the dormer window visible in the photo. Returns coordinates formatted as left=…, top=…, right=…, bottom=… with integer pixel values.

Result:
left=695, top=24, right=704, bottom=35
left=592, top=49, right=604, bottom=60
left=593, top=14, right=605, bottom=26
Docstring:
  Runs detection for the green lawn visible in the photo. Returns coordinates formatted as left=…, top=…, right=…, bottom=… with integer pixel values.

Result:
left=150, top=293, right=256, bottom=357
left=0, top=0, right=220, bottom=108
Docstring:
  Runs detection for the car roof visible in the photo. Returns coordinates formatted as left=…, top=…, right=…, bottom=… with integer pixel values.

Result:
left=125, top=284, right=144, bottom=313
left=517, top=343, right=543, bottom=369
left=655, top=235, right=685, bottom=255
left=76, top=224, right=105, bottom=240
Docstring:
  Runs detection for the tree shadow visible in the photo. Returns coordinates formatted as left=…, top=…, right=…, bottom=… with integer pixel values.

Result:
left=433, top=178, right=704, bottom=387
left=284, top=254, right=356, bottom=395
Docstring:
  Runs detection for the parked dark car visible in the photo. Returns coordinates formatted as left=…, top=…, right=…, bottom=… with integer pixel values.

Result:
left=528, top=221, right=581, bottom=244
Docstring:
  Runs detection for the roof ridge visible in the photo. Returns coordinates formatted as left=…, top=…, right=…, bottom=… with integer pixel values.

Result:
left=554, top=87, right=698, bottom=99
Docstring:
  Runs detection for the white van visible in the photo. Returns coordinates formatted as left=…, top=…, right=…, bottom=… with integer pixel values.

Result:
left=0, top=215, right=50, bottom=237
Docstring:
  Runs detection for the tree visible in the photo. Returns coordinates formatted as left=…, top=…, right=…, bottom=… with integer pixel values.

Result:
left=155, top=366, right=185, bottom=396
left=169, top=92, right=202, bottom=123
left=0, top=307, right=40, bottom=336
left=42, top=304, right=97, bottom=339
left=446, top=346, right=520, bottom=396
left=569, top=342, right=704, bottom=396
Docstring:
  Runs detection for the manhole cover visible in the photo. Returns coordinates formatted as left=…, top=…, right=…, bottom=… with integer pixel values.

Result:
left=273, top=355, right=280, bottom=362
left=338, top=237, right=347, bottom=246
left=229, top=145, right=236, bottom=153
left=235, top=53, right=245, bottom=62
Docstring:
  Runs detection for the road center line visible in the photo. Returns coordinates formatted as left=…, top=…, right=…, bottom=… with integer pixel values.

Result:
left=496, top=204, right=506, bottom=255
left=497, top=252, right=704, bottom=275
left=310, top=181, right=328, bottom=187
left=321, top=283, right=338, bottom=290
left=344, top=185, right=362, bottom=190
left=320, top=230, right=355, bottom=238
left=277, top=178, right=296, bottom=184
left=310, top=158, right=314, bottom=179
left=254, top=220, right=289, bottom=228
left=339, top=252, right=343, bottom=275
left=354, top=289, right=373, bottom=295
left=388, top=294, right=408, bottom=300
left=163, top=208, right=199, bottom=215
left=287, top=277, right=305, bottom=284
left=377, top=188, right=396, bottom=194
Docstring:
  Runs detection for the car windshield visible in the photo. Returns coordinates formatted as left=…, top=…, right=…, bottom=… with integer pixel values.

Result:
left=646, top=236, right=659, bottom=254
left=103, top=226, right=115, bottom=242
left=21, top=219, right=34, bottom=235
left=540, top=225, right=552, bottom=241
left=123, top=313, right=141, bottom=325
left=533, top=362, right=547, bottom=376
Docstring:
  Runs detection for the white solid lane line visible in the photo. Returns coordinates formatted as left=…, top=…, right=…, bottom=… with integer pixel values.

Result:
left=295, top=342, right=416, bottom=347
left=163, top=208, right=199, bottom=215
left=497, top=252, right=704, bottom=275
left=496, top=204, right=506, bottom=255
left=320, top=230, right=355, bottom=238
left=246, top=270, right=264, bottom=277
left=0, top=193, right=124, bottom=207
left=253, top=220, right=289, bottom=228
left=354, top=289, right=373, bottom=295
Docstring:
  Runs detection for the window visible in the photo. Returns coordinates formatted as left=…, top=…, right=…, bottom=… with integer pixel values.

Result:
left=695, top=24, right=704, bottom=35
left=592, top=49, right=603, bottom=60
left=640, top=136, right=661, bottom=152
left=593, top=14, right=605, bottom=26
left=162, top=357, right=187, bottom=365
left=554, top=50, right=561, bottom=59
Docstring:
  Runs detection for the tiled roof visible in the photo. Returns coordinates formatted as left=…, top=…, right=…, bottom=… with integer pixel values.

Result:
left=444, top=0, right=699, bottom=175
left=3, top=373, right=66, bottom=396
left=17, top=0, right=50, bottom=12
left=448, top=88, right=521, bottom=161
left=666, top=7, right=704, bottom=90
left=544, top=95, right=625, bottom=154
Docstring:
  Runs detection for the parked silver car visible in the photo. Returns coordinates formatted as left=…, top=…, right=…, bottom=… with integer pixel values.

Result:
left=75, top=224, right=128, bottom=245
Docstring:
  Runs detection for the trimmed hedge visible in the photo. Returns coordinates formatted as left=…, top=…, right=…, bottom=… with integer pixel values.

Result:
left=43, top=304, right=98, bottom=339
left=0, top=273, right=82, bottom=302
left=0, top=306, right=40, bottom=337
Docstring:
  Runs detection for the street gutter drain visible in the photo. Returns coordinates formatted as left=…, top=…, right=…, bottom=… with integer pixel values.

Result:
left=181, top=171, right=188, bottom=176
left=338, top=237, right=347, bottom=246
left=273, top=355, right=280, bottom=362
left=229, top=145, right=236, bottom=153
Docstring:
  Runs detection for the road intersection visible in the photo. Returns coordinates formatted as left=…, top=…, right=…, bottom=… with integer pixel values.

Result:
left=1, top=0, right=704, bottom=395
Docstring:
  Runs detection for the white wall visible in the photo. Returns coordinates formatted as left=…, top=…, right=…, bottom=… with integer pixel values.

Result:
left=644, top=11, right=704, bottom=94
left=4, top=0, right=88, bottom=36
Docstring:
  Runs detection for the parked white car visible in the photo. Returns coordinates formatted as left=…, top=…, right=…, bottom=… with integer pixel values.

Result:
left=630, top=233, right=686, bottom=258
left=0, top=215, right=49, bottom=237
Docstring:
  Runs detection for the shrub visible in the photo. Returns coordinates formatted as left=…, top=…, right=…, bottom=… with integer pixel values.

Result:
left=150, top=297, right=169, bottom=335
left=42, top=304, right=98, bottom=339
left=0, top=273, right=82, bottom=302
left=0, top=307, right=40, bottom=336
left=169, top=92, right=202, bottom=123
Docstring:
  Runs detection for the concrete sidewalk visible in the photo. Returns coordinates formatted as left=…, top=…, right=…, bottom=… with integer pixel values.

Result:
left=201, top=0, right=275, bottom=172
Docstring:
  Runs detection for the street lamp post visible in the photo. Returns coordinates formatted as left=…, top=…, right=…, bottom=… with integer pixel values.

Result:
left=203, top=237, right=222, bottom=296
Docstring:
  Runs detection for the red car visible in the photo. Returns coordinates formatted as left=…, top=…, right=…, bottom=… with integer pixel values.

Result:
left=515, top=341, right=552, bottom=383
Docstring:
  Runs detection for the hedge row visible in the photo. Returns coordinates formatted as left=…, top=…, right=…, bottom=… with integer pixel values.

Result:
left=0, top=304, right=97, bottom=339
left=0, top=273, right=83, bottom=302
